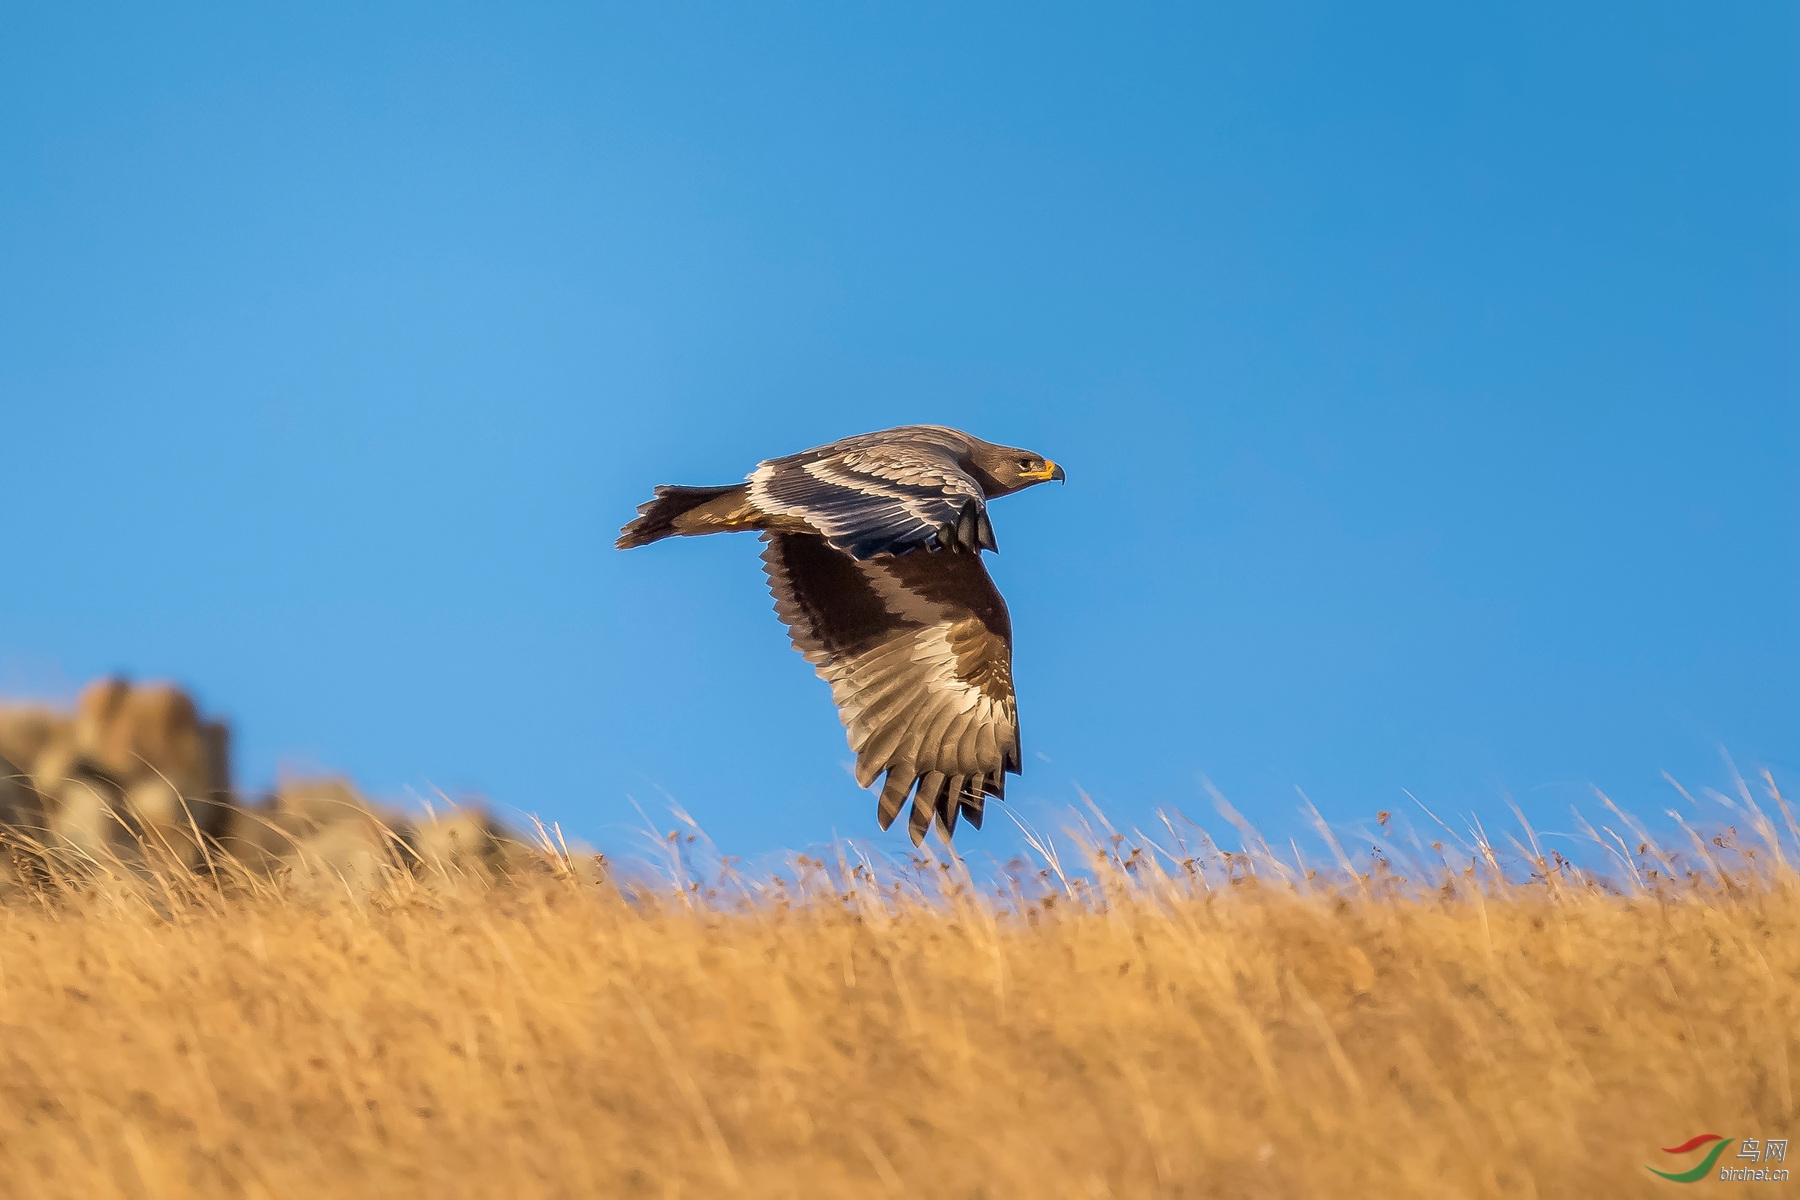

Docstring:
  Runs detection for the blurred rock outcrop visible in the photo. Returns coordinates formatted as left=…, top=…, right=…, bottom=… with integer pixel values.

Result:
left=0, top=678, right=540, bottom=891
left=0, top=679, right=229, bottom=872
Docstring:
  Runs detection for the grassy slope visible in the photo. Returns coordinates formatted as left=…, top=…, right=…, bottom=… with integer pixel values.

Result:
left=0, top=822, right=1793, bottom=1200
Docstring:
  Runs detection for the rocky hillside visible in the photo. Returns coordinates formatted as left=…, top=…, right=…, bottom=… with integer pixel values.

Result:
left=0, top=679, right=534, bottom=893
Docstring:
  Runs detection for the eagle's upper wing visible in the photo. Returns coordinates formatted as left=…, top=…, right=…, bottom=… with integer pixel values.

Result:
left=762, top=531, right=1020, bottom=844
left=747, top=433, right=994, bottom=559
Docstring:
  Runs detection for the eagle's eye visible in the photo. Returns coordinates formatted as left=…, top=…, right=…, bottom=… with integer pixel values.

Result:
left=1019, top=457, right=1036, bottom=470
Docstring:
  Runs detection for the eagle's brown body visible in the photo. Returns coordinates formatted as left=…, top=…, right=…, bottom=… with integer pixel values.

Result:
left=618, top=425, right=1063, bottom=845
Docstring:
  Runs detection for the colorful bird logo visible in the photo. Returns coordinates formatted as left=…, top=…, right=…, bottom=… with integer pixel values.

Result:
left=1647, top=1134, right=1735, bottom=1183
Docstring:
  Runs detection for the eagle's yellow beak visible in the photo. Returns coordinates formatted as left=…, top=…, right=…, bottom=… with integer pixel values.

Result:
left=1020, top=460, right=1065, bottom=483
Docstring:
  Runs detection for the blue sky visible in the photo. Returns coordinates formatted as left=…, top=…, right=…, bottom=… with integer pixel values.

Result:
left=2, top=3, right=1792, bottom=862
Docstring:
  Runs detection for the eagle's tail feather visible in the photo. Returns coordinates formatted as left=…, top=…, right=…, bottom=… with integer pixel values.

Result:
left=616, top=484, right=757, bottom=549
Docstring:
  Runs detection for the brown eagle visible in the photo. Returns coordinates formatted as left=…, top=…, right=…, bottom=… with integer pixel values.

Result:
left=618, top=425, right=1064, bottom=844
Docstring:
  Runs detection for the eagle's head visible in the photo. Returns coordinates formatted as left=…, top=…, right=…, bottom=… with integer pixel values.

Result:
left=966, top=440, right=1065, bottom=497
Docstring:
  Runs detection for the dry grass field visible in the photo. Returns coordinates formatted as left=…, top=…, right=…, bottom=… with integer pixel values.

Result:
left=0, top=781, right=1793, bottom=1200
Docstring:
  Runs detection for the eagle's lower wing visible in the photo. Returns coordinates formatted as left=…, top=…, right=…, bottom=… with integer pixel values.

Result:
left=762, top=532, right=1020, bottom=844
left=748, top=440, right=994, bottom=559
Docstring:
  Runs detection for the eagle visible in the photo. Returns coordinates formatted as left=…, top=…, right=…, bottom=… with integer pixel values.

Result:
left=618, top=425, right=1064, bottom=845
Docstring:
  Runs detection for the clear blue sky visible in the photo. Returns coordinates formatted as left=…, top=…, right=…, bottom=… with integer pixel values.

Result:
left=2, top=3, right=1792, bottom=862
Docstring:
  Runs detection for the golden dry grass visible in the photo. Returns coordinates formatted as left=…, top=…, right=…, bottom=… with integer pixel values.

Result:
left=0, top=795, right=1794, bottom=1200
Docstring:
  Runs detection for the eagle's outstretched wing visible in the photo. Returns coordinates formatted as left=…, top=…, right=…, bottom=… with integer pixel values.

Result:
left=748, top=427, right=996, bottom=560
left=762, top=531, right=1020, bottom=844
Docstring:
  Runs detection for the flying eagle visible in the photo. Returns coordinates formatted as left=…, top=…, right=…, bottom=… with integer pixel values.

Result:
left=618, top=425, right=1063, bottom=845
